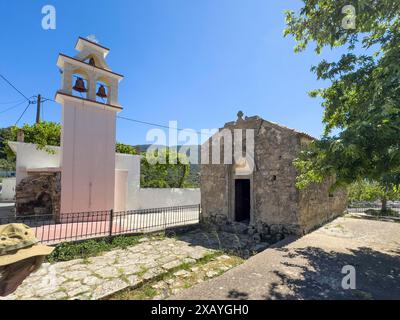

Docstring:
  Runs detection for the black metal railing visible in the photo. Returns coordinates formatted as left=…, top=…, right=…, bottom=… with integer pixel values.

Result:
left=0, top=204, right=201, bottom=244
left=347, top=202, right=400, bottom=215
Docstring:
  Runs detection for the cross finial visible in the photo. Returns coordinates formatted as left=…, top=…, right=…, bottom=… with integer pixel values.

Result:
left=86, top=34, right=99, bottom=44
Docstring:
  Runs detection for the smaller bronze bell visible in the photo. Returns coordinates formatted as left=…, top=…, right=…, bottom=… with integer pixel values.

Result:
left=96, top=85, right=107, bottom=98
left=73, top=77, right=87, bottom=93
left=88, top=57, right=96, bottom=66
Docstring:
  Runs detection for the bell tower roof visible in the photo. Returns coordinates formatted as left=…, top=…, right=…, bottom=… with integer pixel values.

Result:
left=69, top=36, right=113, bottom=71
left=55, top=37, right=123, bottom=110
left=75, top=37, right=110, bottom=56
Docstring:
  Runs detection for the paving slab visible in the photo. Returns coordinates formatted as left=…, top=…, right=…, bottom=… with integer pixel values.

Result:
left=0, top=235, right=214, bottom=300
left=171, top=216, right=400, bottom=300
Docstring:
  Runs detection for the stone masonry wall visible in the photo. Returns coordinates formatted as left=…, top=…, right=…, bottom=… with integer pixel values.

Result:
left=15, top=171, right=61, bottom=219
left=251, top=121, right=301, bottom=232
left=200, top=114, right=348, bottom=242
left=200, top=164, right=229, bottom=221
left=298, top=177, right=348, bottom=234
left=200, top=117, right=304, bottom=241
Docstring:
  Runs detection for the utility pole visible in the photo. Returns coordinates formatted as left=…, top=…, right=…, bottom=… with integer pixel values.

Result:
left=36, top=94, right=41, bottom=124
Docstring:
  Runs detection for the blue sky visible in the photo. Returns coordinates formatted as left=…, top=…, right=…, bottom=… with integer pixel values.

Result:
left=0, top=0, right=342, bottom=146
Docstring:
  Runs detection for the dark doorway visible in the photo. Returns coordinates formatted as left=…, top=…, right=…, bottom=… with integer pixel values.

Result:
left=235, top=179, right=250, bottom=223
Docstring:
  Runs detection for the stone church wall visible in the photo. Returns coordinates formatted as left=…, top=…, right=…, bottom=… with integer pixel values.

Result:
left=200, top=115, right=348, bottom=243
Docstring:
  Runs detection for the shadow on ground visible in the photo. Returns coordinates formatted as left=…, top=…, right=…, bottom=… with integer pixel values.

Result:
left=263, top=246, right=400, bottom=300
left=172, top=228, right=272, bottom=258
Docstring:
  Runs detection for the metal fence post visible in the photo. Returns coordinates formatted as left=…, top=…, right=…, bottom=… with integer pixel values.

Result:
left=198, top=204, right=201, bottom=223
left=109, top=209, right=114, bottom=240
left=163, top=208, right=167, bottom=231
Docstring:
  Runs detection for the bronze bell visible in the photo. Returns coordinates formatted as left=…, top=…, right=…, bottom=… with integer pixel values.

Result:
left=96, top=85, right=107, bottom=98
left=73, top=77, right=87, bottom=93
left=89, top=57, right=96, bottom=66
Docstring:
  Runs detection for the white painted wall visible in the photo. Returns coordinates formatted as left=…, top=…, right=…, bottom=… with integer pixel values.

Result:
left=0, top=178, right=16, bottom=201
left=60, top=98, right=117, bottom=213
left=114, top=170, right=128, bottom=212
left=134, top=188, right=200, bottom=210
left=115, top=153, right=140, bottom=210
left=9, top=142, right=200, bottom=211
left=8, top=142, right=60, bottom=184
left=113, top=154, right=200, bottom=210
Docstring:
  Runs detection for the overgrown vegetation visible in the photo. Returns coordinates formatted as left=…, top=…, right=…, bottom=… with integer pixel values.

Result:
left=46, top=234, right=156, bottom=263
left=140, top=148, right=190, bottom=188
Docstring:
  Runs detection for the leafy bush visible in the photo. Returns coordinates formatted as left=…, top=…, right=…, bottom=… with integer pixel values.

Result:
left=47, top=235, right=144, bottom=263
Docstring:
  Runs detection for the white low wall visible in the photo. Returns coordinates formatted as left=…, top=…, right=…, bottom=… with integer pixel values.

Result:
left=115, top=153, right=141, bottom=211
left=9, top=142, right=201, bottom=211
left=0, top=178, right=16, bottom=201
left=8, top=142, right=61, bottom=184
left=133, top=188, right=200, bottom=210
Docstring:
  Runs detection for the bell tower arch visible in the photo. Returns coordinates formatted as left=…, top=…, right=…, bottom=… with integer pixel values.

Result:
left=55, top=37, right=124, bottom=214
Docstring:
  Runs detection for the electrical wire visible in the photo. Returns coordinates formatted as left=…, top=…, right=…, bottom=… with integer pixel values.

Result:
left=0, top=74, right=32, bottom=102
left=0, top=100, right=28, bottom=115
left=116, top=116, right=215, bottom=137
left=41, top=95, right=213, bottom=137
left=0, top=75, right=212, bottom=138
left=0, top=98, right=26, bottom=105
left=14, top=101, right=32, bottom=125
left=0, top=74, right=37, bottom=127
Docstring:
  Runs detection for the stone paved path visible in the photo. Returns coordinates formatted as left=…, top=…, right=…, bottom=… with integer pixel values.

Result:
left=110, top=254, right=244, bottom=300
left=172, top=216, right=400, bottom=300
left=1, top=236, right=213, bottom=300
left=1, top=228, right=268, bottom=300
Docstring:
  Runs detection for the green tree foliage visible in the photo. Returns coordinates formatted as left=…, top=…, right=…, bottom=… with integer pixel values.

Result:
left=1, top=122, right=62, bottom=170
left=13, top=122, right=61, bottom=153
left=116, top=143, right=138, bottom=155
left=348, top=179, right=400, bottom=210
left=0, top=127, right=15, bottom=170
left=140, top=148, right=190, bottom=188
left=284, top=1, right=400, bottom=209
left=0, top=158, right=14, bottom=171
left=0, top=127, right=13, bottom=158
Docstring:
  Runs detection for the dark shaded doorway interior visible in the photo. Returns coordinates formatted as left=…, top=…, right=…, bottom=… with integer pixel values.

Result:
left=235, top=179, right=250, bottom=223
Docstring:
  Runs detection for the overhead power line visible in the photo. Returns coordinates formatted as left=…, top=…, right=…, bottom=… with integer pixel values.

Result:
left=0, top=74, right=33, bottom=102
left=15, top=101, right=32, bottom=126
left=116, top=115, right=214, bottom=137
left=41, top=97, right=56, bottom=103
left=37, top=96, right=217, bottom=143
left=0, top=100, right=29, bottom=115
left=41, top=96, right=213, bottom=137
left=0, top=98, right=26, bottom=105
left=0, top=76, right=212, bottom=138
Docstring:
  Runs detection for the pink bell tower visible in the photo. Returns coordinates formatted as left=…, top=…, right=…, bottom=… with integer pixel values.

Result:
left=55, top=37, right=124, bottom=214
